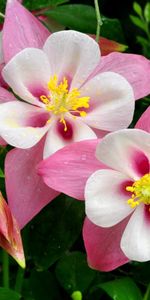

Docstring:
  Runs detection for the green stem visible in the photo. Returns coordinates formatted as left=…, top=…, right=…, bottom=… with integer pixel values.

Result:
left=2, top=251, right=9, bottom=288
left=143, top=283, right=150, bottom=300
left=15, top=266, right=25, bottom=293
left=94, top=0, right=102, bottom=42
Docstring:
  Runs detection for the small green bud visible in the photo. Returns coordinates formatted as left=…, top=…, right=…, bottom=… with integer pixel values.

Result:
left=71, top=291, right=82, bottom=300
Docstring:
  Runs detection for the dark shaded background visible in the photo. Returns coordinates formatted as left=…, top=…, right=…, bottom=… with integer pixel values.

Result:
left=70, top=0, right=148, bottom=53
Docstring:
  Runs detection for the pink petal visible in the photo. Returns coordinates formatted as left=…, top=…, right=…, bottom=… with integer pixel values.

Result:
left=38, top=139, right=107, bottom=200
left=96, top=129, right=150, bottom=180
left=121, top=204, right=150, bottom=261
left=83, top=217, right=129, bottom=271
left=0, top=31, right=4, bottom=64
left=0, top=192, right=25, bottom=268
left=0, top=86, right=16, bottom=103
left=43, top=116, right=97, bottom=157
left=0, top=31, right=8, bottom=88
left=0, top=137, right=7, bottom=146
left=0, top=63, right=8, bottom=88
left=5, top=138, right=59, bottom=228
left=3, top=0, right=50, bottom=63
left=135, top=107, right=150, bottom=132
left=91, top=52, right=150, bottom=100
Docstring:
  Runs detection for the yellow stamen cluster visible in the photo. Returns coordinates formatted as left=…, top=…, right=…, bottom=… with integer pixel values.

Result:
left=40, top=75, right=90, bottom=131
left=126, top=173, right=150, bottom=208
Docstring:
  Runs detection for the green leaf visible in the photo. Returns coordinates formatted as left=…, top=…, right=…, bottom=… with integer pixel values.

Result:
left=0, top=168, right=4, bottom=178
left=22, top=278, right=35, bottom=300
left=137, top=35, right=150, bottom=57
left=0, top=0, right=6, bottom=14
left=133, top=2, right=143, bottom=17
left=101, top=17, right=125, bottom=42
left=0, top=288, right=20, bottom=300
left=45, top=4, right=97, bottom=33
left=29, top=270, right=61, bottom=300
left=130, top=15, right=147, bottom=31
left=24, top=0, right=69, bottom=10
left=27, top=195, right=85, bottom=270
left=144, top=284, right=150, bottom=300
left=144, top=3, right=150, bottom=23
left=137, top=35, right=149, bottom=46
left=45, top=5, right=125, bottom=41
left=55, top=252, right=95, bottom=294
left=130, top=261, right=150, bottom=285
left=100, top=277, right=143, bottom=300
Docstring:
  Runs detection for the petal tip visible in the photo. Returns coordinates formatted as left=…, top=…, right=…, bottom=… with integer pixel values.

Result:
left=15, top=256, right=26, bottom=269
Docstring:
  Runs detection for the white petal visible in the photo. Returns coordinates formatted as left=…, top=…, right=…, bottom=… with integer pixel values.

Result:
left=2, top=48, right=51, bottom=106
left=43, top=30, right=100, bottom=89
left=80, top=72, right=134, bottom=131
left=96, top=129, right=150, bottom=180
left=85, top=169, right=133, bottom=227
left=43, top=115, right=97, bottom=158
left=121, top=204, right=150, bottom=261
left=0, top=101, right=49, bottom=148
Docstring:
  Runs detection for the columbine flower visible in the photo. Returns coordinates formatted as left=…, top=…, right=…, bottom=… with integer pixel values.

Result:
left=0, top=30, right=134, bottom=157
left=3, top=0, right=150, bottom=231
left=85, top=129, right=150, bottom=262
left=0, top=192, right=25, bottom=268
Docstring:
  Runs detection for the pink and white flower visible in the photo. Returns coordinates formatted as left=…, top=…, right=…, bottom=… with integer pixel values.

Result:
left=85, top=129, right=150, bottom=262
left=38, top=137, right=131, bottom=270
left=4, top=0, right=150, bottom=230
left=0, top=30, right=134, bottom=157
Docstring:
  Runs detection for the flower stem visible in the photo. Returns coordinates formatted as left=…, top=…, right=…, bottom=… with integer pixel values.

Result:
left=2, top=250, right=9, bottom=288
left=143, top=283, right=150, bottom=300
left=94, top=0, right=103, bottom=42
left=15, top=266, right=25, bottom=293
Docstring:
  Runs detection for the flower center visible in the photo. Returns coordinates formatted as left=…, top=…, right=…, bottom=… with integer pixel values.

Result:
left=126, top=173, right=150, bottom=208
left=40, top=75, right=90, bottom=131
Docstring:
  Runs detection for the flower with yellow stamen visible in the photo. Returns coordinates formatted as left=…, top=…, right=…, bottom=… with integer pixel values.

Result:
left=40, top=75, right=90, bottom=131
left=0, top=30, right=134, bottom=157
left=126, top=174, right=150, bottom=208
left=85, top=129, right=150, bottom=263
